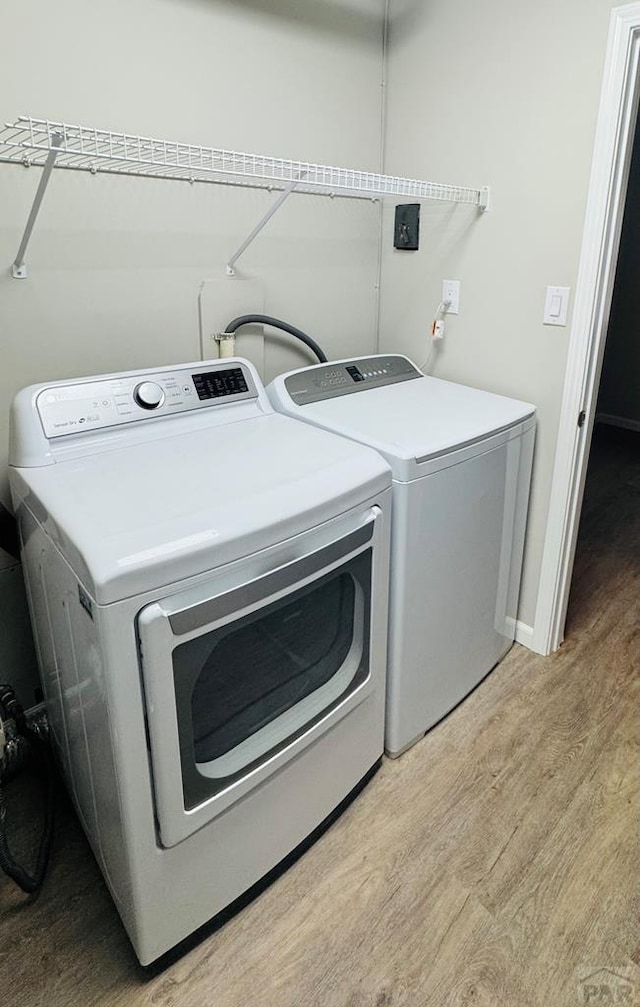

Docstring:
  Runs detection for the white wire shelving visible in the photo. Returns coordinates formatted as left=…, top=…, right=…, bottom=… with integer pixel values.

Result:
left=1, top=116, right=490, bottom=277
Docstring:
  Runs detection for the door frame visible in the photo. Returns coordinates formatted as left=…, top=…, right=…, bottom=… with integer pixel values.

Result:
left=532, top=2, right=640, bottom=655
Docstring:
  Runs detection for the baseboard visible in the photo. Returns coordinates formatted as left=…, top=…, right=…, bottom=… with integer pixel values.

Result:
left=596, top=412, right=640, bottom=432
left=514, top=620, right=535, bottom=649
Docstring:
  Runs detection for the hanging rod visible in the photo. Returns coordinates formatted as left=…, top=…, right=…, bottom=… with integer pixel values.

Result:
left=1, top=116, right=490, bottom=277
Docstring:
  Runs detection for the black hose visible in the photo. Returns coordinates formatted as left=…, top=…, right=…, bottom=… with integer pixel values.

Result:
left=0, top=740, right=55, bottom=893
left=0, top=685, right=54, bottom=894
left=224, top=314, right=328, bottom=364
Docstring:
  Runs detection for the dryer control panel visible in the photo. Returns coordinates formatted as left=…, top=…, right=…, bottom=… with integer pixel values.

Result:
left=284, top=355, right=422, bottom=406
left=35, top=362, right=259, bottom=439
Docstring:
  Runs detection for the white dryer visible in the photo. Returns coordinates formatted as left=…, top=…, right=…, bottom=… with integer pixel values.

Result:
left=9, top=357, right=392, bottom=964
left=267, top=355, right=535, bottom=757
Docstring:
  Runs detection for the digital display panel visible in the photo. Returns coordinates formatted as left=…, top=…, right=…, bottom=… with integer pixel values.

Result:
left=193, top=367, right=249, bottom=400
left=346, top=365, right=365, bottom=382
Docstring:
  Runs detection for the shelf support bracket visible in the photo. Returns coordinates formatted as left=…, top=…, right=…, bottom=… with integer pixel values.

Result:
left=226, top=172, right=307, bottom=276
left=11, top=132, right=64, bottom=279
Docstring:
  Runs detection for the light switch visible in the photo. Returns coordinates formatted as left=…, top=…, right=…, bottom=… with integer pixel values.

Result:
left=543, top=286, right=570, bottom=326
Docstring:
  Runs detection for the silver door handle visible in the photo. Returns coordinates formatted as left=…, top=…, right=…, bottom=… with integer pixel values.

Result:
left=168, top=508, right=380, bottom=637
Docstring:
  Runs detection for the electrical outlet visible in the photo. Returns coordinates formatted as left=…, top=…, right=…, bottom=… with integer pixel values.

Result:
left=442, top=279, right=460, bottom=314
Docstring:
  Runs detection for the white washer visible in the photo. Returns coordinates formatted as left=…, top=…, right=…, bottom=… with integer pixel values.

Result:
left=267, top=355, right=535, bottom=757
left=9, top=357, right=392, bottom=964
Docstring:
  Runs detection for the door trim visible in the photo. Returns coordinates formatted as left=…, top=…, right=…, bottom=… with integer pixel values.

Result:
left=533, top=2, right=640, bottom=655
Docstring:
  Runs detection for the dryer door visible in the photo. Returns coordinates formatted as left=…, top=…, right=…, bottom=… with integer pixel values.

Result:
left=137, top=506, right=382, bottom=847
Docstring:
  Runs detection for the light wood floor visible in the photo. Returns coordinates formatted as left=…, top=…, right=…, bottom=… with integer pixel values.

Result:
left=2, top=424, right=638, bottom=1007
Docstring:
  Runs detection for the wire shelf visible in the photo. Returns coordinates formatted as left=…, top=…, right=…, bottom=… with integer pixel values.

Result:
left=0, top=116, right=488, bottom=206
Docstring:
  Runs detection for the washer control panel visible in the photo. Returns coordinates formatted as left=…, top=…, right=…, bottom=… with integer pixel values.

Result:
left=36, top=362, right=257, bottom=439
left=284, top=355, right=422, bottom=406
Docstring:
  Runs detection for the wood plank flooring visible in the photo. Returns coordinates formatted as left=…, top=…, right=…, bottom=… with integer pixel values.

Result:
left=1, top=423, right=638, bottom=1007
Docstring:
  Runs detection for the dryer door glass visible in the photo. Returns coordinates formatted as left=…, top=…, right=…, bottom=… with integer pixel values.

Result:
left=172, top=547, right=371, bottom=811
left=190, top=572, right=355, bottom=763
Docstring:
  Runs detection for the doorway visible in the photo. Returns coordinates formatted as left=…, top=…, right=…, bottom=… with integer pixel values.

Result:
left=595, top=117, right=640, bottom=440
left=533, top=2, right=640, bottom=655
left=566, top=114, right=640, bottom=634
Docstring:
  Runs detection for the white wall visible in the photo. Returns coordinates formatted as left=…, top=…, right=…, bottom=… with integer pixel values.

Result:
left=0, top=0, right=386, bottom=702
left=380, top=0, right=618, bottom=630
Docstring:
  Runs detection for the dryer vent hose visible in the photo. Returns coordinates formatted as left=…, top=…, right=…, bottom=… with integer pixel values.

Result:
left=224, top=314, right=328, bottom=364
left=0, top=685, right=54, bottom=894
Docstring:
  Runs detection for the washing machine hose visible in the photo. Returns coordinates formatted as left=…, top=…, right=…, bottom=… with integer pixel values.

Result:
left=0, top=684, right=54, bottom=894
left=224, top=314, right=328, bottom=364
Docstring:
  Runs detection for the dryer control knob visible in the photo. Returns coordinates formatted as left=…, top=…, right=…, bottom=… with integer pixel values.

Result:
left=134, top=381, right=165, bottom=410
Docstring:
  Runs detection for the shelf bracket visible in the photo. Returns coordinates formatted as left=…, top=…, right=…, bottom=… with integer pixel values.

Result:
left=11, top=132, right=64, bottom=279
left=226, top=172, right=307, bottom=276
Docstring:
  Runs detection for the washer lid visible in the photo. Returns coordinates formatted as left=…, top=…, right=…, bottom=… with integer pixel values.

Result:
left=269, top=368, right=535, bottom=481
left=11, top=413, right=390, bottom=603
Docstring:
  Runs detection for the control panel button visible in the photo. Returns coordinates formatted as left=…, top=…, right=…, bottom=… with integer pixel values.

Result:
left=133, top=381, right=165, bottom=410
